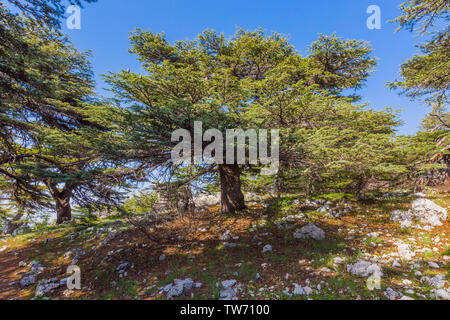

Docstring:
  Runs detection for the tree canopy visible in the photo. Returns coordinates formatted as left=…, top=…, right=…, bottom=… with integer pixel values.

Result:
left=105, top=28, right=405, bottom=212
left=0, top=3, right=134, bottom=224
left=390, top=0, right=449, bottom=130
left=1, top=0, right=447, bottom=226
left=3, top=0, right=97, bottom=28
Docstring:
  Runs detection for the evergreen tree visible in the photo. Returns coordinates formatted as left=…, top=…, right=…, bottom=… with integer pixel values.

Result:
left=3, top=0, right=97, bottom=28
left=0, top=6, right=132, bottom=223
left=246, top=61, right=404, bottom=198
left=106, top=29, right=381, bottom=213
left=389, top=0, right=449, bottom=187
left=390, top=0, right=449, bottom=130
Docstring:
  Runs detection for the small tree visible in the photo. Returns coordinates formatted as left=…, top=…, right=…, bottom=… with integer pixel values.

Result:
left=123, top=190, right=158, bottom=216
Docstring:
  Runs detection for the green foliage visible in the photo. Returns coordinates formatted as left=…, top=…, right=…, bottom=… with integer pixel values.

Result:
left=391, top=0, right=449, bottom=34
left=122, top=190, right=158, bottom=215
left=0, top=6, right=134, bottom=222
left=106, top=28, right=391, bottom=200
left=250, top=100, right=405, bottom=196
left=0, top=204, right=12, bottom=221
left=314, top=193, right=355, bottom=202
left=395, top=130, right=448, bottom=178
left=30, top=213, right=53, bottom=232
left=73, top=207, right=98, bottom=226
left=390, top=0, right=449, bottom=129
left=4, top=0, right=98, bottom=29
left=389, top=35, right=449, bottom=105
left=306, top=33, right=376, bottom=97
left=267, top=198, right=296, bottom=215
left=1, top=3, right=443, bottom=218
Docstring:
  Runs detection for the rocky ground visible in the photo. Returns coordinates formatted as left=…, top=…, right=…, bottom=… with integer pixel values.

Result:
left=0, top=187, right=448, bottom=300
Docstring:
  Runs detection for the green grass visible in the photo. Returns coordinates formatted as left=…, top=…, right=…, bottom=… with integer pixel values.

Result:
left=398, top=227, right=413, bottom=235
left=200, top=273, right=220, bottom=299
left=265, top=253, right=289, bottom=264
left=117, top=280, right=139, bottom=298
left=364, top=237, right=383, bottom=247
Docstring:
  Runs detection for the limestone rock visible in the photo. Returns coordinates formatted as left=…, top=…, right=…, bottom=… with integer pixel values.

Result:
left=293, top=223, right=325, bottom=241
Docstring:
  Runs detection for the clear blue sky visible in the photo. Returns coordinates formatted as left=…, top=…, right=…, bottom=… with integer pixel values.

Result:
left=63, top=0, right=429, bottom=135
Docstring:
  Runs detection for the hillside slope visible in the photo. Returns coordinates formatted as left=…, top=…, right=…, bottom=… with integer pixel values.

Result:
left=0, top=189, right=448, bottom=300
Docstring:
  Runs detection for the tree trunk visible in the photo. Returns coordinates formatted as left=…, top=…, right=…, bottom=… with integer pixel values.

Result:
left=55, top=192, right=72, bottom=224
left=355, top=176, right=366, bottom=201
left=177, top=185, right=196, bottom=215
left=3, top=211, right=24, bottom=235
left=49, top=186, right=72, bottom=224
left=218, top=164, right=246, bottom=214
left=46, top=181, right=74, bottom=225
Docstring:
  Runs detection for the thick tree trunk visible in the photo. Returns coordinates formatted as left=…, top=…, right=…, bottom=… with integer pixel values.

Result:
left=55, top=192, right=72, bottom=224
left=218, top=164, right=246, bottom=214
left=46, top=181, right=74, bottom=225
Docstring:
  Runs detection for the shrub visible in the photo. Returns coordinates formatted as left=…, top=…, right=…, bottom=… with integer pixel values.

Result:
left=123, top=190, right=158, bottom=216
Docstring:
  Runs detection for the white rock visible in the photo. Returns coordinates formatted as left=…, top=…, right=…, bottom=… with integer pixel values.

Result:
left=29, top=261, right=44, bottom=274
left=220, top=288, right=237, bottom=300
left=390, top=210, right=414, bottom=228
left=303, top=286, right=313, bottom=295
left=262, top=245, right=272, bottom=253
left=293, top=284, right=305, bottom=295
left=221, top=279, right=237, bottom=289
left=174, top=278, right=194, bottom=291
left=347, top=260, right=383, bottom=277
left=219, top=230, right=232, bottom=241
left=391, top=199, right=447, bottom=229
left=433, top=288, right=450, bottom=300
left=396, top=242, right=415, bottom=260
left=166, top=283, right=184, bottom=299
left=304, top=199, right=321, bottom=207
left=116, top=262, right=130, bottom=271
left=422, top=274, right=446, bottom=288
left=367, top=232, right=379, bottom=238
left=414, top=192, right=426, bottom=197
left=35, top=278, right=60, bottom=297
left=20, top=274, right=37, bottom=287
left=384, top=287, right=401, bottom=300
left=402, top=279, right=412, bottom=286
left=163, top=278, right=195, bottom=299
left=194, top=192, right=220, bottom=206
left=392, top=260, right=401, bottom=268
left=333, top=257, right=347, bottom=264
left=428, top=261, right=440, bottom=269
left=293, top=223, right=325, bottom=241
left=412, top=199, right=447, bottom=226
